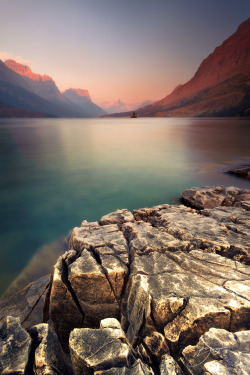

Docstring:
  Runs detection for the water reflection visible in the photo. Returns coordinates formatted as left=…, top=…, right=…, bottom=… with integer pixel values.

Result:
left=0, top=117, right=249, bottom=296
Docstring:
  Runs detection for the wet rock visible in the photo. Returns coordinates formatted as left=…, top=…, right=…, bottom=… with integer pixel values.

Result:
left=159, top=354, right=184, bottom=374
left=0, top=316, right=32, bottom=374
left=69, top=325, right=131, bottom=374
left=0, top=275, right=51, bottom=331
left=94, top=359, right=154, bottom=374
left=181, top=185, right=250, bottom=210
left=227, top=165, right=250, bottom=179
left=29, top=323, right=74, bottom=375
left=181, top=328, right=250, bottom=374
left=100, top=209, right=134, bottom=226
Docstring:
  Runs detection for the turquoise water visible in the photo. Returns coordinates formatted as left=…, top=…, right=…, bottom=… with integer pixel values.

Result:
left=0, top=117, right=249, bottom=295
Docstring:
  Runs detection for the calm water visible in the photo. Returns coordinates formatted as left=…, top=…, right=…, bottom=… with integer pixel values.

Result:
left=0, top=117, right=249, bottom=295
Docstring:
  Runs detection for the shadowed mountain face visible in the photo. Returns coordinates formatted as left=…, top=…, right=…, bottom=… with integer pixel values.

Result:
left=110, top=18, right=250, bottom=117
left=63, top=89, right=106, bottom=117
left=0, top=60, right=103, bottom=117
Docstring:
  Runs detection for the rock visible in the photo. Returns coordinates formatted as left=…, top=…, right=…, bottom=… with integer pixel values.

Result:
left=137, top=332, right=170, bottom=366
left=122, top=246, right=250, bottom=351
left=69, top=325, right=132, bottom=374
left=0, top=275, right=51, bottom=330
left=181, top=186, right=250, bottom=210
left=29, top=323, right=74, bottom=375
left=94, top=359, right=154, bottom=374
left=200, top=206, right=250, bottom=263
left=181, top=328, right=250, bottom=374
left=159, top=354, right=184, bottom=374
left=134, top=203, right=250, bottom=263
left=100, top=209, right=134, bottom=226
left=0, top=316, right=32, bottom=374
left=100, top=318, right=122, bottom=330
left=123, top=221, right=189, bottom=255
left=227, top=165, right=250, bottom=179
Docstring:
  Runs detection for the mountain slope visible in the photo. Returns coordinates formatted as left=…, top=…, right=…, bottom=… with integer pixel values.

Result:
left=3, top=60, right=92, bottom=117
left=110, top=18, right=250, bottom=117
left=63, top=88, right=106, bottom=116
left=2, top=60, right=104, bottom=117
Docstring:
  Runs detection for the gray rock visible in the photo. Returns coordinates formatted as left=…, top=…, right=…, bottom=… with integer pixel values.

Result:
left=159, top=354, right=184, bottom=374
left=181, top=328, right=250, bottom=374
left=0, top=275, right=51, bottom=331
left=69, top=326, right=131, bottom=374
left=94, top=359, right=154, bottom=374
left=29, top=323, right=74, bottom=375
left=100, top=209, right=134, bottom=226
left=181, top=185, right=250, bottom=210
left=122, top=247, right=250, bottom=351
left=0, top=316, right=32, bottom=374
left=133, top=203, right=250, bottom=263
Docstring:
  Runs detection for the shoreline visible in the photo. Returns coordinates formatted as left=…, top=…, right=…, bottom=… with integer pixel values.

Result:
left=0, top=185, right=249, bottom=374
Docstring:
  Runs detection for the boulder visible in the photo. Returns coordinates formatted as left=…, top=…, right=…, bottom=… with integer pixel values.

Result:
left=181, top=186, right=250, bottom=210
left=100, top=209, right=134, bottom=226
left=181, top=328, right=250, bottom=374
left=29, top=323, right=74, bottom=375
left=0, top=316, right=32, bottom=374
left=69, top=325, right=132, bottom=374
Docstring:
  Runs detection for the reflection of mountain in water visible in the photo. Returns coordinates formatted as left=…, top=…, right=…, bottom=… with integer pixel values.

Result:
left=2, top=232, right=71, bottom=298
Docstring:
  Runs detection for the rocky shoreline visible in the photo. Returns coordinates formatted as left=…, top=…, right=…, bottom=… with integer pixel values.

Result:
left=0, top=185, right=249, bottom=374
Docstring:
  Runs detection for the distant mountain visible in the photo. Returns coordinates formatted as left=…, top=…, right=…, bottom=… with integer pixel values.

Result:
left=63, top=88, right=106, bottom=117
left=100, top=99, right=154, bottom=114
left=0, top=60, right=103, bottom=118
left=109, top=18, right=250, bottom=117
left=0, top=102, right=55, bottom=118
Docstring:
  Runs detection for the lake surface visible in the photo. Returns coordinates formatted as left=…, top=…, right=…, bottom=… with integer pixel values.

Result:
left=0, top=117, right=249, bottom=296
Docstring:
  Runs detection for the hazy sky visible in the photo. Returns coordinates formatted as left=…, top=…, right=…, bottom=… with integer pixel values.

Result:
left=1, top=0, right=249, bottom=104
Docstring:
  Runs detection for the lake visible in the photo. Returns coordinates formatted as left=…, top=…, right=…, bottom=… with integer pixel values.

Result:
left=0, top=117, right=249, bottom=296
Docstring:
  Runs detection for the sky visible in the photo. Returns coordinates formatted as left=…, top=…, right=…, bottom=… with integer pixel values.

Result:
left=0, top=0, right=250, bottom=104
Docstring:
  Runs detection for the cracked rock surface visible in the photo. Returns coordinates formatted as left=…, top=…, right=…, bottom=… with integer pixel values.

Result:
left=181, top=327, right=250, bottom=374
left=0, top=186, right=249, bottom=374
left=0, top=316, right=32, bottom=374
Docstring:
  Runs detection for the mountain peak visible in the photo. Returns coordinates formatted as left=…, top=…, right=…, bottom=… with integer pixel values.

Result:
left=64, top=88, right=91, bottom=101
left=4, top=60, right=53, bottom=82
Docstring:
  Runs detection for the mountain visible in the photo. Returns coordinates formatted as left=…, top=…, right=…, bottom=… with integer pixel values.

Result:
left=109, top=18, right=250, bottom=117
left=62, top=88, right=106, bottom=117
left=100, top=99, right=154, bottom=114
left=0, top=103, right=55, bottom=118
left=0, top=60, right=103, bottom=117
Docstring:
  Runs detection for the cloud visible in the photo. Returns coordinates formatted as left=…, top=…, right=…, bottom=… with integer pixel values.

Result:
left=0, top=51, right=33, bottom=66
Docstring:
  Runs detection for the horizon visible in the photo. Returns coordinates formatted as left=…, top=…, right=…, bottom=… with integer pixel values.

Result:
left=1, top=0, right=250, bottom=105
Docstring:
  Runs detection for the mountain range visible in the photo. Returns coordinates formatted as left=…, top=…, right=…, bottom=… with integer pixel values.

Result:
left=0, top=17, right=249, bottom=118
left=0, top=60, right=105, bottom=117
left=99, top=99, right=154, bottom=114
left=108, top=17, right=250, bottom=117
